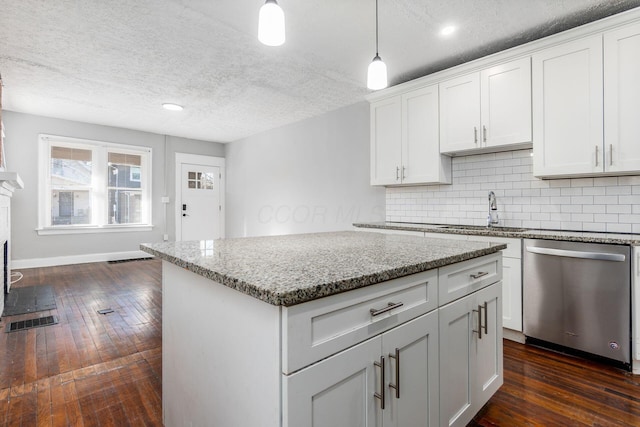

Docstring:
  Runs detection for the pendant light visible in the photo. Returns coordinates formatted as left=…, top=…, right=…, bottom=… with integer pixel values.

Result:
left=258, top=0, right=285, bottom=46
left=367, top=0, right=387, bottom=90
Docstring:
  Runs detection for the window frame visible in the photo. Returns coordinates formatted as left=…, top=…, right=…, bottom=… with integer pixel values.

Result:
left=37, top=134, right=153, bottom=235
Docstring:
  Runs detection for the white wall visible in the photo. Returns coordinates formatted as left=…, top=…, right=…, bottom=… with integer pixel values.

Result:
left=3, top=111, right=224, bottom=267
left=387, top=149, right=640, bottom=233
left=225, top=102, right=385, bottom=237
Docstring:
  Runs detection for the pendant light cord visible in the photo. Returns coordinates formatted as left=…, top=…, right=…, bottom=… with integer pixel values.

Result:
left=375, top=0, right=379, bottom=56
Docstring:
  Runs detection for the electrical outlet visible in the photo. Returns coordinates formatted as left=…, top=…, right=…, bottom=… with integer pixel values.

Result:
left=161, top=196, right=170, bottom=204
left=163, top=234, right=169, bottom=241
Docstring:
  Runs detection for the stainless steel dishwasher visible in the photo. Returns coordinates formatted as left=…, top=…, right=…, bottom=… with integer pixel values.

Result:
left=523, top=239, right=631, bottom=368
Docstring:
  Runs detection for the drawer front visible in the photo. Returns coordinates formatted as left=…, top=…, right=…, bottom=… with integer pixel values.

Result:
left=438, top=253, right=502, bottom=305
left=282, top=269, right=438, bottom=374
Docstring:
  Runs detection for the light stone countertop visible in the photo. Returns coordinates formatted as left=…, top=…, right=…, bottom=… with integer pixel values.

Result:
left=354, top=222, right=640, bottom=246
left=141, top=231, right=506, bottom=306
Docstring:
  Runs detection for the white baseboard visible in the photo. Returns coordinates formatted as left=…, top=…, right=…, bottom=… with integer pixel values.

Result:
left=503, top=328, right=526, bottom=344
left=12, top=250, right=154, bottom=269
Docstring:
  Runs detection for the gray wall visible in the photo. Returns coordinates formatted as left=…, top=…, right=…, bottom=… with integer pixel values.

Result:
left=225, top=102, right=385, bottom=238
left=3, top=110, right=224, bottom=264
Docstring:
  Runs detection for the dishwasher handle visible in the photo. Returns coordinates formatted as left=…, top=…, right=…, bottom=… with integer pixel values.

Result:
left=525, top=246, right=626, bottom=262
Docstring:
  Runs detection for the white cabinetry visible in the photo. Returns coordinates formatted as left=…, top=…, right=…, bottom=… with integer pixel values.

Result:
left=439, top=282, right=503, bottom=427
left=440, top=58, right=532, bottom=155
left=604, top=22, right=640, bottom=173
left=533, top=23, right=640, bottom=178
left=285, top=311, right=440, bottom=427
left=424, top=232, right=523, bottom=333
left=370, top=85, right=451, bottom=186
left=633, top=246, right=640, bottom=375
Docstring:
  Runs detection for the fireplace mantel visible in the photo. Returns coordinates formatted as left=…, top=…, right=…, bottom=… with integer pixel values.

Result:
left=0, top=171, right=23, bottom=193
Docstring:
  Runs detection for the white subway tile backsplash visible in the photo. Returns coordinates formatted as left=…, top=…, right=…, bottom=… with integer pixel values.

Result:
left=386, top=149, right=640, bottom=232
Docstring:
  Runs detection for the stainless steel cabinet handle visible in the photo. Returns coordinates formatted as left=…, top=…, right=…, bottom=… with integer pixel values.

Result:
left=483, top=125, right=487, bottom=143
left=473, top=304, right=483, bottom=339
left=374, top=356, right=385, bottom=410
left=474, top=127, right=478, bottom=144
left=396, top=166, right=400, bottom=181
left=470, top=271, right=489, bottom=279
left=610, top=144, right=613, bottom=167
left=370, top=302, right=404, bottom=317
left=526, top=246, right=626, bottom=262
left=595, top=145, right=599, bottom=166
left=389, top=348, right=400, bottom=399
left=482, top=301, right=488, bottom=336
left=402, top=166, right=406, bottom=180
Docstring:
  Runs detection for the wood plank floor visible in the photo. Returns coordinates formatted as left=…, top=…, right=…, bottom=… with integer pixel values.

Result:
left=1, top=259, right=640, bottom=426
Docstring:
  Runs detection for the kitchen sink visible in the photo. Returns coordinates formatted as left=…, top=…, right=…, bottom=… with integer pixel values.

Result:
left=439, top=225, right=528, bottom=233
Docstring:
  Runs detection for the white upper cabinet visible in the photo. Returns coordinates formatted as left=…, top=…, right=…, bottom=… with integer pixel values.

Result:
left=440, top=57, right=532, bottom=155
left=533, top=22, right=640, bottom=178
left=370, top=96, right=402, bottom=185
left=370, top=85, right=451, bottom=186
left=604, top=22, right=640, bottom=173
left=532, top=36, right=604, bottom=177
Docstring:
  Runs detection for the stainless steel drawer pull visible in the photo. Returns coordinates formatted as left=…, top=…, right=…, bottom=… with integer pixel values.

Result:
left=473, top=304, right=483, bottom=339
left=389, top=348, right=400, bottom=399
left=370, top=302, right=404, bottom=317
left=470, top=271, right=489, bottom=279
left=482, top=301, right=488, bottom=336
left=526, top=246, right=626, bottom=262
left=374, top=356, right=385, bottom=410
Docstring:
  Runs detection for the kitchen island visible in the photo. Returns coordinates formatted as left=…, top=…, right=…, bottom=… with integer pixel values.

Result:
left=141, top=231, right=506, bottom=427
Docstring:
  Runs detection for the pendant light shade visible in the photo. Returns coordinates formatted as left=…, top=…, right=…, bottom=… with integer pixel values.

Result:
left=367, top=0, right=387, bottom=90
left=258, top=0, right=285, bottom=46
left=367, top=55, right=388, bottom=90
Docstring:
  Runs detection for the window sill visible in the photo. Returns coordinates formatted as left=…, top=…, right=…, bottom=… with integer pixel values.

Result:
left=36, top=225, right=154, bottom=236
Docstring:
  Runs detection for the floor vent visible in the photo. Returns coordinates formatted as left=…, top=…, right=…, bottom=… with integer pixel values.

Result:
left=7, top=315, right=59, bottom=333
left=108, top=257, right=154, bottom=264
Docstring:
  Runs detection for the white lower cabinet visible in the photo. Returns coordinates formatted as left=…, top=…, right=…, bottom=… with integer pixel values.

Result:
left=284, top=311, right=440, bottom=427
left=439, top=282, right=503, bottom=427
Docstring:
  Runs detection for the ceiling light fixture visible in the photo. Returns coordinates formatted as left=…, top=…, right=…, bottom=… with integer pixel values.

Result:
left=440, top=25, right=456, bottom=36
left=162, top=103, right=183, bottom=111
left=258, top=0, right=285, bottom=46
left=367, top=0, right=387, bottom=90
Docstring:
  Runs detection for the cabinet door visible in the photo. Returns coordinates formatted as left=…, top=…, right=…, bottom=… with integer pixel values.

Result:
left=532, top=35, right=603, bottom=177
left=402, top=85, right=450, bottom=184
left=284, top=337, right=382, bottom=427
left=604, top=22, right=640, bottom=173
left=474, top=282, right=503, bottom=411
left=439, top=292, right=476, bottom=427
left=481, top=57, right=532, bottom=149
left=501, top=257, right=522, bottom=331
left=382, top=311, right=439, bottom=427
left=440, top=73, right=481, bottom=154
left=371, top=97, right=402, bottom=185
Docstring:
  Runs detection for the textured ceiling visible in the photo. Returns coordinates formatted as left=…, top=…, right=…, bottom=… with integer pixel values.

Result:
left=1, top=0, right=639, bottom=143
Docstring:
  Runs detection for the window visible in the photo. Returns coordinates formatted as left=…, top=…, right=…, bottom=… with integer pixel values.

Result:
left=38, top=135, right=152, bottom=234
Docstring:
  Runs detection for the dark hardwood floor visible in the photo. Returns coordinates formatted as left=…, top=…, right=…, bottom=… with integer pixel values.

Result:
left=1, top=259, right=639, bottom=426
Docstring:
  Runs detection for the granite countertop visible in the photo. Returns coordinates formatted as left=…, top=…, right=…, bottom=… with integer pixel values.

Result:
left=353, top=222, right=640, bottom=246
left=141, top=231, right=506, bottom=307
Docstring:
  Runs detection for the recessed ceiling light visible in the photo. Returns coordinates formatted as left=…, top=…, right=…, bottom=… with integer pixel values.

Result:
left=162, top=103, right=183, bottom=111
left=440, top=25, right=457, bottom=36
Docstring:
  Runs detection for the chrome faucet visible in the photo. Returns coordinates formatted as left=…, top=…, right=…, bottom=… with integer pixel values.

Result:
left=488, top=191, right=499, bottom=227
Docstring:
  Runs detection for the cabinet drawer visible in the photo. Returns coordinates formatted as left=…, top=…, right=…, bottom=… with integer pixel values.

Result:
left=438, top=253, right=502, bottom=305
left=466, top=236, right=521, bottom=259
left=282, top=269, right=438, bottom=374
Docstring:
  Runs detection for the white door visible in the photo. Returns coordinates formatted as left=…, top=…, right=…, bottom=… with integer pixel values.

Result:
left=370, top=96, right=402, bottom=185
left=402, top=85, right=443, bottom=185
left=532, top=35, right=603, bottom=177
left=481, top=57, right=532, bottom=148
left=382, top=310, right=439, bottom=427
left=439, top=291, right=476, bottom=427
left=604, top=22, right=640, bottom=173
left=176, top=154, right=225, bottom=241
left=439, top=72, right=481, bottom=153
left=284, top=337, right=382, bottom=427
